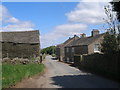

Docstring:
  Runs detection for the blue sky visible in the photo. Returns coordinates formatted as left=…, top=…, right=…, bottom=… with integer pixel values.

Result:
left=1, top=1, right=110, bottom=48
left=2, top=2, right=78, bottom=34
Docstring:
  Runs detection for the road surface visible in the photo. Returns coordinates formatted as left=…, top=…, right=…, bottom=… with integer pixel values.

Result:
left=14, top=55, right=120, bottom=88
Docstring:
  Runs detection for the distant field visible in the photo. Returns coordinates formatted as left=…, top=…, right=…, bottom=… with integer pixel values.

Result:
left=2, top=63, right=45, bottom=88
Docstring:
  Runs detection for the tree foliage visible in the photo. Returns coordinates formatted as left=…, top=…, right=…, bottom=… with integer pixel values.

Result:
left=101, top=5, right=120, bottom=54
left=111, top=1, right=120, bottom=49
left=41, top=46, right=56, bottom=55
left=111, top=1, right=120, bottom=21
left=101, top=32, right=118, bottom=54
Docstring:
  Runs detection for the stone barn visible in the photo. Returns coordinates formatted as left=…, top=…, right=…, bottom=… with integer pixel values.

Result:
left=0, top=30, right=40, bottom=59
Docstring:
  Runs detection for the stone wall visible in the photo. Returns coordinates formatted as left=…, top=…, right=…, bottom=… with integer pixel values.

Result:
left=74, top=53, right=120, bottom=81
left=0, top=42, right=2, bottom=60
left=88, top=36, right=104, bottom=54
left=65, top=45, right=88, bottom=63
left=60, top=47, right=65, bottom=61
left=64, top=47, right=72, bottom=62
left=56, top=47, right=60, bottom=61
left=2, top=42, right=40, bottom=59
left=73, top=45, right=88, bottom=55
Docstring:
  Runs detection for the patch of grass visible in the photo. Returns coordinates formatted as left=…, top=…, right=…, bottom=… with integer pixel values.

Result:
left=2, top=63, right=45, bottom=88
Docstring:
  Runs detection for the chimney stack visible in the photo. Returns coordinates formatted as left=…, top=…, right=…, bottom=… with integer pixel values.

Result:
left=74, top=35, right=78, bottom=40
left=80, top=33, right=86, bottom=38
left=92, top=29, right=99, bottom=37
left=74, top=35, right=77, bottom=37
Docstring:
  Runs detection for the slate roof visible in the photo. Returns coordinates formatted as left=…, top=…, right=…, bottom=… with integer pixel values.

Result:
left=57, top=36, right=79, bottom=48
left=56, top=43, right=63, bottom=48
left=66, top=33, right=104, bottom=47
left=0, top=30, right=40, bottom=44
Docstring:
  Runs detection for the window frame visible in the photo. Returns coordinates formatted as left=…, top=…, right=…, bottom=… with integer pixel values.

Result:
left=94, top=44, right=100, bottom=52
left=66, top=47, right=69, bottom=53
left=71, top=47, right=74, bottom=52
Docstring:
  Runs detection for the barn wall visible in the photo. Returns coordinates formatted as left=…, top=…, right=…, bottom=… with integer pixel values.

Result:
left=0, top=42, right=2, bottom=60
left=2, top=42, right=40, bottom=59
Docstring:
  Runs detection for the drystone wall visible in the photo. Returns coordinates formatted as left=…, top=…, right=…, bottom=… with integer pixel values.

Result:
left=2, top=42, right=40, bottom=59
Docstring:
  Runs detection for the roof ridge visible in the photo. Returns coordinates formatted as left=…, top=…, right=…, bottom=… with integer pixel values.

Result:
left=1, top=30, right=40, bottom=43
left=1, top=30, right=39, bottom=33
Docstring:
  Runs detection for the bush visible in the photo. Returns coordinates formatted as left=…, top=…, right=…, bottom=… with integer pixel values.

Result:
left=101, top=33, right=118, bottom=54
left=52, top=54, right=56, bottom=57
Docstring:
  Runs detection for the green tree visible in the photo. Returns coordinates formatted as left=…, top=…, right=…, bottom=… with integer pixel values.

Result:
left=111, top=1, right=120, bottom=21
left=101, top=5, right=120, bottom=54
left=41, top=46, right=56, bottom=55
left=101, top=32, right=118, bottom=54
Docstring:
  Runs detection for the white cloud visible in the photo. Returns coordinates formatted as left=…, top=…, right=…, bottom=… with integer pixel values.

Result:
left=66, top=1, right=110, bottom=24
left=0, top=5, right=10, bottom=22
left=41, top=24, right=87, bottom=48
left=41, top=1, right=111, bottom=48
left=4, top=17, right=19, bottom=23
left=2, top=21, right=34, bottom=31
left=0, top=5, right=35, bottom=32
left=1, top=2, right=111, bottom=48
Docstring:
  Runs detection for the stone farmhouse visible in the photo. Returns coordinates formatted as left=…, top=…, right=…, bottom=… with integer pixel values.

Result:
left=0, top=30, right=40, bottom=59
left=56, top=35, right=79, bottom=61
left=56, top=29, right=104, bottom=63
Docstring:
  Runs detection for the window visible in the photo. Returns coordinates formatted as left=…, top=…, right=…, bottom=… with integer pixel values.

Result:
left=72, top=58, right=74, bottom=62
left=67, top=57, right=69, bottom=62
left=67, top=57, right=69, bottom=60
left=94, top=44, right=100, bottom=52
left=66, top=48, right=69, bottom=53
left=72, top=47, right=74, bottom=52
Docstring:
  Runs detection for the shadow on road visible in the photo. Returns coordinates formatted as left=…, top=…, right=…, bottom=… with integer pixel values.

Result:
left=51, top=57, right=57, bottom=60
left=51, top=75, right=119, bottom=88
left=69, top=63, right=76, bottom=67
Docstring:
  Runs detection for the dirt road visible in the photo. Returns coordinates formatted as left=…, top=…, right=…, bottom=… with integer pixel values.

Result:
left=14, top=55, right=120, bottom=88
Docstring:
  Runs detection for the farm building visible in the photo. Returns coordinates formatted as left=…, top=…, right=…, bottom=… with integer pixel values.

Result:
left=56, top=35, right=79, bottom=62
left=64, top=29, right=104, bottom=63
left=0, top=30, right=40, bottom=59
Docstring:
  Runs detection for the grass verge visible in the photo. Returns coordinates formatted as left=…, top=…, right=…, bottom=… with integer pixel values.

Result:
left=2, top=63, right=45, bottom=88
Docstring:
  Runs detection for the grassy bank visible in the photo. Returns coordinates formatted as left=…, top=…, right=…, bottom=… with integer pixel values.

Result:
left=2, top=63, right=45, bottom=88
